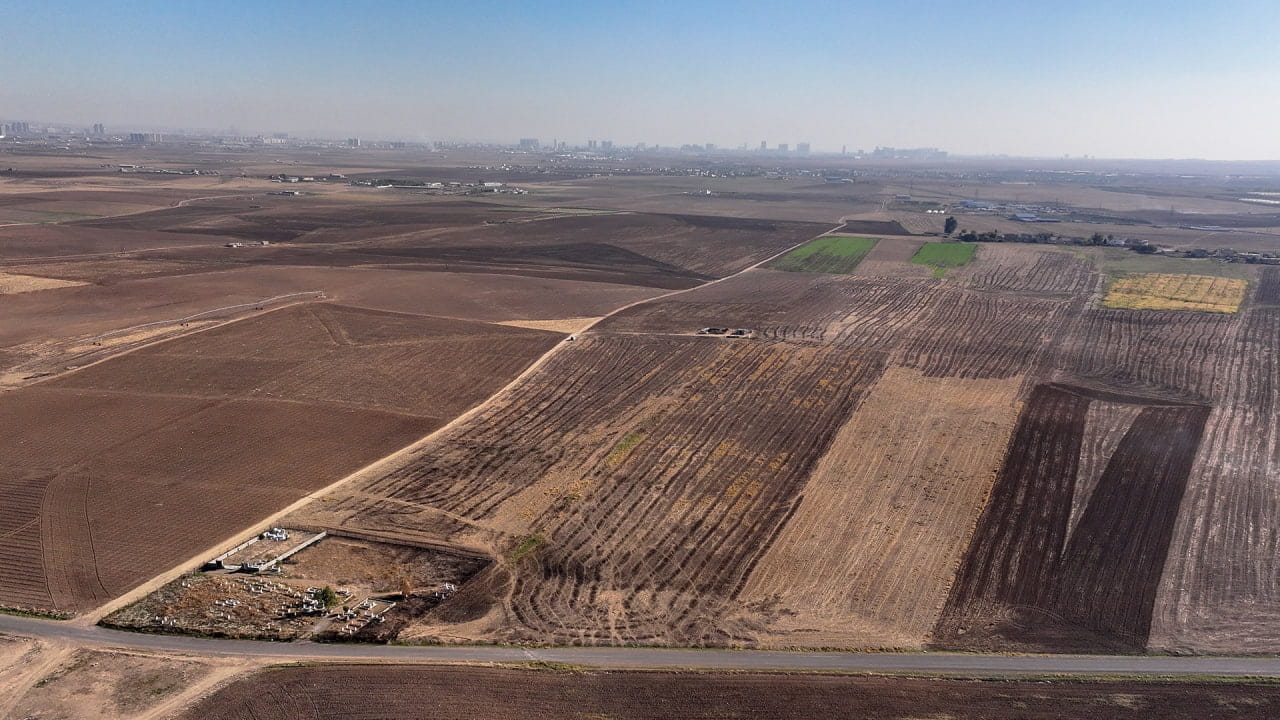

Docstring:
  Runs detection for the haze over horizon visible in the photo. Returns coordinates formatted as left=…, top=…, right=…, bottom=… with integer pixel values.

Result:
left=3, top=0, right=1278, bottom=160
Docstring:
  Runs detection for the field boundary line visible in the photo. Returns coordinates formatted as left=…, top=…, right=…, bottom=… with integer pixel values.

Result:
left=0, top=191, right=259, bottom=232
left=75, top=224, right=841, bottom=625
left=2, top=293, right=328, bottom=394
left=82, top=291, right=325, bottom=343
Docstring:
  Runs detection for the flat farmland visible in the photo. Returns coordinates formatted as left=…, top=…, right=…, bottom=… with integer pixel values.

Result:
left=6, top=150, right=1280, bottom=658
left=950, top=243, right=1098, bottom=296
left=285, top=264, right=1072, bottom=646
left=767, top=235, right=877, bottom=274
left=603, top=268, right=1069, bottom=380
left=0, top=271, right=84, bottom=294
left=0, top=303, right=561, bottom=614
left=1149, top=304, right=1280, bottom=653
left=352, top=211, right=832, bottom=287
left=100, top=206, right=829, bottom=290
left=7, top=257, right=215, bottom=284
left=0, top=188, right=203, bottom=225
left=503, top=174, right=886, bottom=222
left=910, top=241, right=978, bottom=277
left=60, top=193, right=828, bottom=285
left=0, top=223, right=225, bottom=261
left=850, top=236, right=931, bottom=277
left=741, top=367, right=1024, bottom=648
left=183, top=665, right=1280, bottom=720
left=1256, top=267, right=1280, bottom=305
left=596, top=269, right=864, bottom=343
left=287, top=334, right=885, bottom=646
left=76, top=196, right=542, bottom=245
left=47, top=304, right=563, bottom=416
left=0, top=265, right=659, bottom=386
left=934, top=383, right=1211, bottom=652
left=276, top=225, right=1280, bottom=654
left=1102, top=273, right=1248, bottom=312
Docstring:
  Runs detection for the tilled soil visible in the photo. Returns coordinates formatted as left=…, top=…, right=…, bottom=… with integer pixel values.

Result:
left=181, top=665, right=1280, bottom=720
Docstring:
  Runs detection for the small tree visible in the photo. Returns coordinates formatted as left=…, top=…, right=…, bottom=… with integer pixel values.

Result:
left=944, top=216, right=958, bottom=235
left=318, top=585, right=339, bottom=608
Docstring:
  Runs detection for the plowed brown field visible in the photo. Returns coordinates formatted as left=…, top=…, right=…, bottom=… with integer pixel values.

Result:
left=950, top=243, right=1098, bottom=296
left=934, top=383, right=1211, bottom=652
left=290, top=334, right=885, bottom=645
left=340, top=212, right=831, bottom=287
left=1256, top=266, right=1280, bottom=305
left=182, top=665, right=1280, bottom=720
left=98, top=203, right=829, bottom=288
left=0, top=304, right=560, bottom=614
left=1149, top=304, right=1280, bottom=653
left=0, top=265, right=659, bottom=384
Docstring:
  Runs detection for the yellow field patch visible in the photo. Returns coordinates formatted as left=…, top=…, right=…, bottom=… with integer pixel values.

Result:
left=495, top=317, right=600, bottom=333
left=1102, top=273, right=1247, bottom=313
left=0, top=272, right=86, bottom=295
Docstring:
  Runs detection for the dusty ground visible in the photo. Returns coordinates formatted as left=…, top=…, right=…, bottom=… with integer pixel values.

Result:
left=0, top=633, right=256, bottom=720
left=280, top=535, right=487, bottom=599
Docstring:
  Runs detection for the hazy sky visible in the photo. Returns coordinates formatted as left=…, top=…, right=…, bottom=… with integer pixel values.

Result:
left=3, top=0, right=1278, bottom=159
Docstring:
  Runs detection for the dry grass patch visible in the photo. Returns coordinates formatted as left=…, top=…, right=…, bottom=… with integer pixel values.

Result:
left=741, top=367, right=1023, bottom=648
left=1103, top=273, right=1247, bottom=313
left=496, top=317, right=599, bottom=333
left=0, top=272, right=85, bottom=294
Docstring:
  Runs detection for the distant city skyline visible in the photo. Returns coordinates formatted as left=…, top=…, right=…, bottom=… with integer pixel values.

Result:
left=3, top=0, right=1279, bottom=160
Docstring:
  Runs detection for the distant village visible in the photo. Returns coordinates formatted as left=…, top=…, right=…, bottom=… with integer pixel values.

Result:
left=940, top=197, right=1280, bottom=265
left=266, top=173, right=528, bottom=196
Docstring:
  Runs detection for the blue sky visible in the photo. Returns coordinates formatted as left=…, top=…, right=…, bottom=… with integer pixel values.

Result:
left=3, top=0, right=1278, bottom=158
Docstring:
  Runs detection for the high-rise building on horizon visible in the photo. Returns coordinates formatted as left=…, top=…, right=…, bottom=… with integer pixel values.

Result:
left=796, top=142, right=810, bottom=154
left=518, top=138, right=540, bottom=150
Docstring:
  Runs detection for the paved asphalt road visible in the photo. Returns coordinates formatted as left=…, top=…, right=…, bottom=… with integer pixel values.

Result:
left=4, top=613, right=1280, bottom=677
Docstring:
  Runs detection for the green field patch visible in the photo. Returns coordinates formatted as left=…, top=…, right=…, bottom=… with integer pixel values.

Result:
left=510, top=534, right=545, bottom=562
left=910, top=242, right=977, bottom=277
left=770, top=235, right=878, bottom=274
left=606, top=432, right=646, bottom=465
